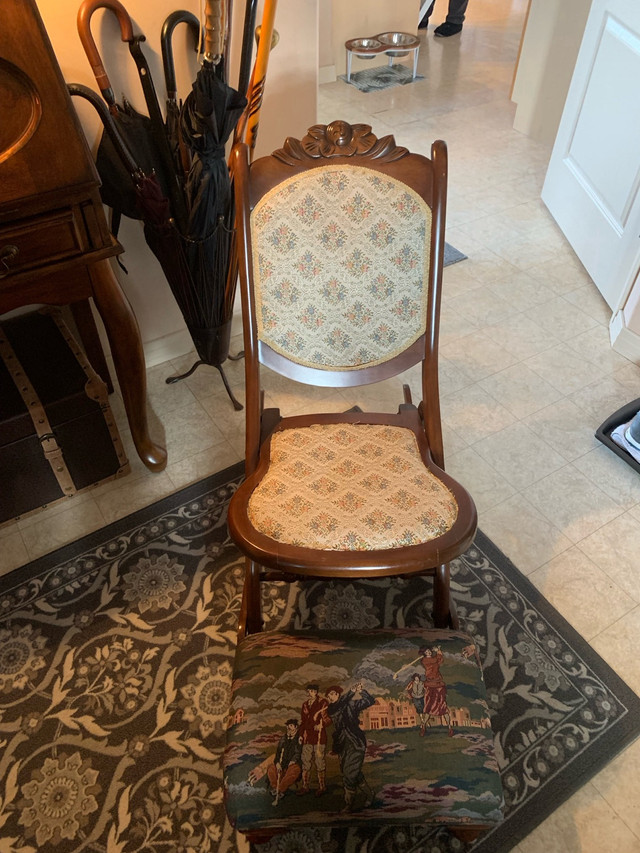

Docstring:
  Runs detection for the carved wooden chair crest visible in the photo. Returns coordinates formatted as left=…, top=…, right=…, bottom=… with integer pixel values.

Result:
left=223, top=122, right=503, bottom=844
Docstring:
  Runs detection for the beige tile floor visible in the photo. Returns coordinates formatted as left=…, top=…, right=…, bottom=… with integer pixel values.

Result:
left=2, top=0, right=640, bottom=849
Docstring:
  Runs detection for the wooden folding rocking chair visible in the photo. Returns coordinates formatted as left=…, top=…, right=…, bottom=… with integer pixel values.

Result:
left=223, top=121, right=503, bottom=844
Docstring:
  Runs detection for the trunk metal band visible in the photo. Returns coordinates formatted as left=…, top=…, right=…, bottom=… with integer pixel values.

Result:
left=0, top=325, right=76, bottom=497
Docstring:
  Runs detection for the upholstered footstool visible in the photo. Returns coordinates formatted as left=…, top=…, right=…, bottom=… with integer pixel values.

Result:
left=224, top=628, right=503, bottom=843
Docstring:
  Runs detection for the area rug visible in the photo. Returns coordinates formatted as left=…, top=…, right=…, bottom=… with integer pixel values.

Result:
left=339, top=64, right=424, bottom=92
left=445, top=242, right=467, bottom=266
left=0, top=463, right=638, bottom=853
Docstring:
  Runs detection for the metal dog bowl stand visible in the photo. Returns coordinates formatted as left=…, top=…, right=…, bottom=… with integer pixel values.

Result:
left=345, top=32, right=420, bottom=83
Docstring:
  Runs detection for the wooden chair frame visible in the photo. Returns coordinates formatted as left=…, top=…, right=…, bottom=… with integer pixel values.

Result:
left=228, top=121, right=478, bottom=638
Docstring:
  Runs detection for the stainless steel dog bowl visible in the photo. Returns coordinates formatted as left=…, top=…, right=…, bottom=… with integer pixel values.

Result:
left=375, top=31, right=419, bottom=57
left=345, top=37, right=383, bottom=57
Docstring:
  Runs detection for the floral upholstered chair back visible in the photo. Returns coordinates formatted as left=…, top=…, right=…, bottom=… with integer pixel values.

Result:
left=248, top=124, right=435, bottom=377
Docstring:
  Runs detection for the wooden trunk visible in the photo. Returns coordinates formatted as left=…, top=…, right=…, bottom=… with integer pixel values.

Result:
left=0, top=309, right=129, bottom=524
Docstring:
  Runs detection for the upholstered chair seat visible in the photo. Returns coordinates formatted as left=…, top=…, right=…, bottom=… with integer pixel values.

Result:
left=248, top=423, right=458, bottom=550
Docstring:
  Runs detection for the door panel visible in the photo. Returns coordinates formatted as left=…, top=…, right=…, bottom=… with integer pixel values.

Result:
left=542, top=0, right=640, bottom=309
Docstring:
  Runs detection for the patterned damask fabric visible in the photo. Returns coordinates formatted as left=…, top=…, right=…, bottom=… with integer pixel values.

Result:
left=251, top=165, right=432, bottom=370
left=248, top=424, right=458, bottom=550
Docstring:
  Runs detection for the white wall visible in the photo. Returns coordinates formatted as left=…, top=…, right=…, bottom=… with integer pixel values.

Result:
left=37, top=0, right=318, bottom=365
left=318, top=0, right=334, bottom=83
left=246, top=0, right=318, bottom=158
left=511, top=0, right=592, bottom=145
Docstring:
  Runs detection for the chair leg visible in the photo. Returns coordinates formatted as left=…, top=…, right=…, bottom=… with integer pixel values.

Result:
left=433, top=563, right=457, bottom=629
left=448, top=594, right=460, bottom=631
left=449, top=826, right=486, bottom=843
left=241, top=559, right=263, bottom=637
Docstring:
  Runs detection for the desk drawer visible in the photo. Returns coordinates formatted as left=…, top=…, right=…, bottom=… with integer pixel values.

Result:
left=0, top=208, right=87, bottom=278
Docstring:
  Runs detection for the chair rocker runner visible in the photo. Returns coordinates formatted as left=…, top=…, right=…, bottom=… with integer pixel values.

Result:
left=224, top=122, right=503, bottom=843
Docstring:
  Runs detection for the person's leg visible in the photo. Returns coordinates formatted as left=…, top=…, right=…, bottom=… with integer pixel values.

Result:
left=419, top=0, right=436, bottom=29
left=267, top=764, right=278, bottom=793
left=445, top=0, right=468, bottom=25
left=434, top=0, right=468, bottom=36
left=279, top=764, right=301, bottom=794
left=339, top=744, right=360, bottom=812
left=298, top=744, right=312, bottom=794
left=315, top=744, right=327, bottom=795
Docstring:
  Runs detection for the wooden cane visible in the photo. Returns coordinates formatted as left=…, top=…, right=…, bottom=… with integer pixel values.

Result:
left=242, top=0, right=278, bottom=157
left=233, top=19, right=279, bottom=152
left=225, top=3, right=279, bottom=319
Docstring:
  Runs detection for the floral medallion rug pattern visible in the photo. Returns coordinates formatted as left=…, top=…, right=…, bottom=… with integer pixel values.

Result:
left=0, top=462, right=638, bottom=853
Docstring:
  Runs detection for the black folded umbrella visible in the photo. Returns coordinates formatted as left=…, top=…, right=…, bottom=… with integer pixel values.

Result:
left=77, top=0, right=187, bottom=234
left=68, top=83, right=170, bottom=246
left=155, top=4, right=245, bottom=405
left=152, top=52, right=245, bottom=406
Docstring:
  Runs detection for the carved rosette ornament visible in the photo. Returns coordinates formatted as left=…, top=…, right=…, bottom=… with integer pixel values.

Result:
left=273, top=120, right=409, bottom=165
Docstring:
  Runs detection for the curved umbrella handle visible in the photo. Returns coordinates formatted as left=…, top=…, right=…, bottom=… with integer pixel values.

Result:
left=77, top=0, right=135, bottom=108
left=67, top=82, right=141, bottom=178
left=161, top=10, right=201, bottom=102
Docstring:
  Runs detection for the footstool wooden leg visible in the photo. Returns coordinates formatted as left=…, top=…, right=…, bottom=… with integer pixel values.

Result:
left=450, top=825, right=488, bottom=843
left=433, top=562, right=451, bottom=627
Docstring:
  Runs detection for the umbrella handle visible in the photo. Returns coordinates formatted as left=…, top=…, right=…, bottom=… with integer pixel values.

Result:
left=204, top=0, right=226, bottom=65
left=161, top=10, right=201, bottom=102
left=67, top=83, right=141, bottom=178
left=127, top=36, right=189, bottom=234
left=77, top=0, right=135, bottom=107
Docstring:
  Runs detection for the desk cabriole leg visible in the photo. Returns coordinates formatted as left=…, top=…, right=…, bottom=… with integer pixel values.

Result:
left=89, top=259, right=167, bottom=472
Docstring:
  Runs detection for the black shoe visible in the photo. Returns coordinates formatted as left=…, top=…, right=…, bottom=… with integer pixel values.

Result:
left=434, top=22, right=463, bottom=37
left=418, top=17, right=429, bottom=29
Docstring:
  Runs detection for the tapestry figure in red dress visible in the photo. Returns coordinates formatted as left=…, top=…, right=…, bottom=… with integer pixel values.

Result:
left=419, top=645, right=453, bottom=736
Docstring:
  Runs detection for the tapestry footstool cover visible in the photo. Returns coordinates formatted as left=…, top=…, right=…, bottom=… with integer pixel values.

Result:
left=224, top=628, right=504, bottom=834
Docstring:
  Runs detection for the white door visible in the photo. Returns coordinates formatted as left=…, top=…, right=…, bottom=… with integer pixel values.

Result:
left=541, top=0, right=640, bottom=310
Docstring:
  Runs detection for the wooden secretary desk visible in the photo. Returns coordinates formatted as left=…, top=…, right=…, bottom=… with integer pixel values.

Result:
left=0, top=0, right=166, bottom=471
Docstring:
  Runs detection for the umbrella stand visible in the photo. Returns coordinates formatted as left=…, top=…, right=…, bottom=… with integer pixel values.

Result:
left=76, top=0, right=249, bottom=410
left=166, top=318, right=242, bottom=411
left=160, top=216, right=244, bottom=410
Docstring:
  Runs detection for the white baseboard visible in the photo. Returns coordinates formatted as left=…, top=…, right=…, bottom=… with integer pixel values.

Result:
left=319, top=64, right=337, bottom=84
left=141, top=303, right=244, bottom=368
left=143, top=328, right=195, bottom=368
left=610, top=311, right=640, bottom=364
